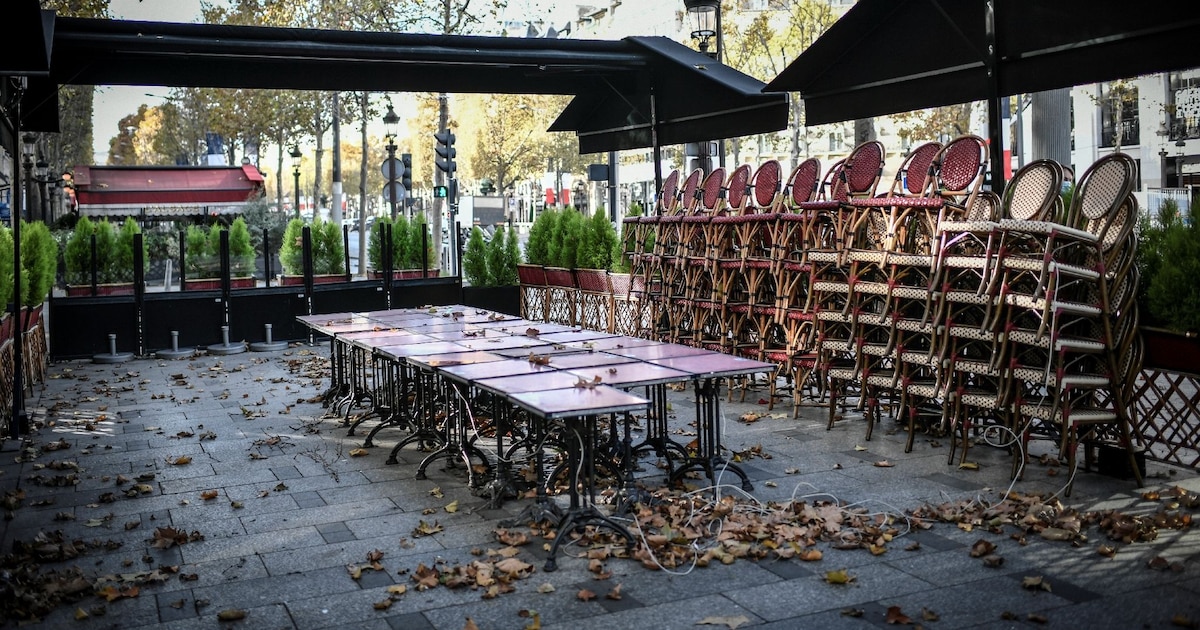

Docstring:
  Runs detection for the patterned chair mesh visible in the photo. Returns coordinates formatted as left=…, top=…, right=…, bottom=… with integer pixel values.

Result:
left=543, top=267, right=577, bottom=326
left=576, top=268, right=614, bottom=333
left=517, top=264, right=549, bottom=322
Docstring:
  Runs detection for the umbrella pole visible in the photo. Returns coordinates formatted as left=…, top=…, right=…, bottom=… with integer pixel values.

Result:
left=985, top=0, right=1006, bottom=193
left=651, top=86, right=663, bottom=215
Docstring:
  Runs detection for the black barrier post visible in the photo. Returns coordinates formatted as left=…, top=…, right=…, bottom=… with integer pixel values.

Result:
left=383, top=223, right=392, bottom=309
left=343, top=224, right=351, bottom=281
left=302, top=226, right=315, bottom=343
left=422, top=229, right=429, bottom=278
left=220, top=229, right=231, bottom=326
left=178, top=230, right=187, bottom=290
left=134, top=233, right=145, bottom=356
left=263, top=228, right=273, bottom=288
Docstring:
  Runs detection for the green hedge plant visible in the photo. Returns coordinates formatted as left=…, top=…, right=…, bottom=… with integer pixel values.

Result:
left=462, top=226, right=489, bottom=286
left=0, top=224, right=14, bottom=310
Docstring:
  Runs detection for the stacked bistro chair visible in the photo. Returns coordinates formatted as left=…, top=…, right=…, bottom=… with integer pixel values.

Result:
left=806, top=140, right=890, bottom=438
left=660, top=168, right=720, bottom=345
left=990, top=153, right=1144, bottom=492
left=718, top=161, right=784, bottom=399
left=576, top=268, right=615, bottom=333
left=629, top=170, right=683, bottom=338
left=517, top=263, right=549, bottom=322
left=543, top=266, right=578, bottom=326
left=652, top=168, right=703, bottom=341
left=765, top=158, right=824, bottom=414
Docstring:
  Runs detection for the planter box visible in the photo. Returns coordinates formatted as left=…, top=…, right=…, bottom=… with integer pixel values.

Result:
left=370, top=269, right=441, bottom=281
left=462, top=285, right=520, bottom=316
left=1141, top=326, right=1200, bottom=376
left=278, top=274, right=347, bottom=286
left=65, top=283, right=136, bottom=297
left=182, top=277, right=257, bottom=291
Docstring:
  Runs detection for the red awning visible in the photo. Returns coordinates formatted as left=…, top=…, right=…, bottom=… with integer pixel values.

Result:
left=74, top=165, right=265, bottom=216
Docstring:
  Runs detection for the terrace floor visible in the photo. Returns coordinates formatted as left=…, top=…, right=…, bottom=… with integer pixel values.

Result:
left=2, top=345, right=1198, bottom=629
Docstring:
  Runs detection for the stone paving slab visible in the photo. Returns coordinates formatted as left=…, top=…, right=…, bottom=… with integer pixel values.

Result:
left=1, top=346, right=1197, bottom=630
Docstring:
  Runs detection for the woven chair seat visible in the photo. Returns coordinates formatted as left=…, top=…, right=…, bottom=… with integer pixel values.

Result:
left=1018, top=402, right=1116, bottom=423
left=941, top=290, right=993, bottom=305
left=808, top=251, right=841, bottom=263
left=891, top=286, right=931, bottom=300
left=1011, top=368, right=1110, bottom=389
left=903, top=380, right=942, bottom=398
left=745, top=212, right=779, bottom=223
left=816, top=311, right=853, bottom=323
left=946, top=325, right=997, bottom=341
left=827, top=367, right=859, bottom=381
left=999, top=219, right=1097, bottom=243
left=950, top=359, right=1002, bottom=377
left=895, top=319, right=935, bottom=334
left=812, top=281, right=852, bottom=293
left=785, top=309, right=813, bottom=322
left=781, top=261, right=811, bottom=272
left=846, top=250, right=887, bottom=263
left=681, top=215, right=712, bottom=223
left=861, top=342, right=891, bottom=357
left=865, top=372, right=901, bottom=388
left=938, top=220, right=996, bottom=233
left=727, top=304, right=752, bottom=314
left=744, top=260, right=773, bottom=269
left=888, top=254, right=934, bottom=267
left=798, top=200, right=842, bottom=210
left=658, top=216, right=685, bottom=224
left=899, top=351, right=938, bottom=366
left=777, top=211, right=815, bottom=222
left=1004, top=294, right=1101, bottom=317
left=959, top=391, right=1006, bottom=408
left=940, top=255, right=990, bottom=269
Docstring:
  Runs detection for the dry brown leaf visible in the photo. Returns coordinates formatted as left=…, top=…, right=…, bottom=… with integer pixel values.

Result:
left=606, top=583, right=623, bottom=600
left=167, top=456, right=191, bottom=466
left=824, top=569, right=854, bottom=585
left=885, top=605, right=912, bottom=625
left=373, top=599, right=393, bottom=610
left=349, top=448, right=369, bottom=457
left=969, top=539, right=996, bottom=558
left=200, top=490, right=218, bottom=501
left=873, top=460, right=894, bottom=468
left=217, top=608, right=246, bottom=621
left=696, top=616, right=751, bottom=629
left=464, top=618, right=480, bottom=630
left=576, top=589, right=597, bottom=602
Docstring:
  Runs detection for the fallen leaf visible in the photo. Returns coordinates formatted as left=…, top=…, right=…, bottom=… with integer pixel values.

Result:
left=464, top=618, right=480, bottom=630
left=841, top=609, right=864, bottom=618
left=167, top=456, right=191, bottom=466
left=969, top=539, right=996, bottom=558
left=1028, top=613, right=1048, bottom=624
left=885, top=605, right=912, bottom=625
left=1039, top=527, right=1074, bottom=542
left=1098, top=544, right=1116, bottom=558
left=445, top=500, right=459, bottom=513
left=606, top=584, right=623, bottom=600
left=217, top=608, right=246, bottom=621
left=536, top=583, right=555, bottom=594
left=854, top=445, right=868, bottom=452
left=874, top=460, right=894, bottom=468
left=200, top=490, right=219, bottom=501
left=785, top=467, right=800, bottom=474
left=1021, top=575, right=1052, bottom=592
left=824, top=569, right=854, bottom=585
left=576, top=589, right=597, bottom=602
left=373, top=599, right=393, bottom=610
left=922, top=608, right=940, bottom=622
left=958, top=461, right=979, bottom=470
left=696, top=615, right=751, bottom=629
left=349, top=448, right=369, bottom=458
left=429, top=487, right=444, bottom=498
left=982, top=555, right=1005, bottom=568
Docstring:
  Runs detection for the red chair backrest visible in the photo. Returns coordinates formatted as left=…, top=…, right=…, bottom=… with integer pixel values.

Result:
left=752, top=160, right=782, bottom=210
left=726, top=164, right=752, bottom=213
left=843, top=140, right=885, bottom=197
left=935, top=135, right=987, bottom=195
left=699, top=167, right=727, bottom=213
left=897, top=141, right=942, bottom=196
left=824, top=159, right=848, bottom=201
left=787, top=158, right=821, bottom=205
left=679, top=169, right=703, bottom=214
left=658, top=169, right=681, bottom=215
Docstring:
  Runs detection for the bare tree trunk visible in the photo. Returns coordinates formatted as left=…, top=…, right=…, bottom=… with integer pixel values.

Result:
left=275, top=127, right=285, bottom=212
left=790, top=97, right=803, bottom=167
left=1031, top=88, right=1072, bottom=166
left=358, top=92, right=369, bottom=275
left=854, top=118, right=876, bottom=145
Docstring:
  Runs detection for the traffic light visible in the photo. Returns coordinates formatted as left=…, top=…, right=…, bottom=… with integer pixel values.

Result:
left=479, top=178, right=495, bottom=195
left=400, top=153, right=412, bottom=190
left=434, top=130, right=456, bottom=174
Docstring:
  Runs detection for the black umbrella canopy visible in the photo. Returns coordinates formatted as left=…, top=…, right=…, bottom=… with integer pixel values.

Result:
left=32, top=14, right=786, bottom=152
left=766, top=0, right=1200, bottom=125
left=551, top=37, right=789, bottom=153
left=765, top=0, right=1200, bottom=191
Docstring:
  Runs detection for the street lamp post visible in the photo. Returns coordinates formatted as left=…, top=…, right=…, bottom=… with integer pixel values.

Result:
left=383, top=103, right=400, bottom=220
left=684, top=0, right=725, bottom=170
left=290, top=146, right=302, bottom=218
left=1176, top=140, right=1187, bottom=190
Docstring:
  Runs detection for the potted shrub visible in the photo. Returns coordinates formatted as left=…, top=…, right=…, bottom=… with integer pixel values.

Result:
left=20, top=220, right=57, bottom=330
left=400, top=212, right=438, bottom=278
left=367, top=215, right=411, bottom=280
left=64, top=218, right=132, bottom=296
left=279, top=217, right=346, bottom=285
left=462, top=226, right=490, bottom=287
left=0, top=223, right=13, bottom=342
left=183, top=219, right=258, bottom=290
left=1139, top=200, right=1200, bottom=373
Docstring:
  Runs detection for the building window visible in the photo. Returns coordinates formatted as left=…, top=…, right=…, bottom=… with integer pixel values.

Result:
left=828, top=133, right=837, bottom=152
left=1098, top=82, right=1139, bottom=149
left=1168, top=70, right=1200, bottom=141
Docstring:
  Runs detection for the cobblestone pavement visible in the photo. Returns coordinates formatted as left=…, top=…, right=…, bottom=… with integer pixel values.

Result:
left=2, top=345, right=1197, bottom=630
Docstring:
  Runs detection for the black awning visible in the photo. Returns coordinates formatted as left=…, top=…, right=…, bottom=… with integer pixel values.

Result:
left=49, top=16, right=643, bottom=95
left=765, top=0, right=1200, bottom=126
left=0, top=6, right=53, bottom=76
left=551, top=37, right=788, bottom=153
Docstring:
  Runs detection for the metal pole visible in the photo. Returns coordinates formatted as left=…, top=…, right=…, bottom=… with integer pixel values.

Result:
left=9, top=83, right=28, bottom=438
left=985, top=0, right=1006, bottom=193
left=293, top=167, right=301, bottom=218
